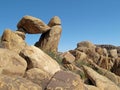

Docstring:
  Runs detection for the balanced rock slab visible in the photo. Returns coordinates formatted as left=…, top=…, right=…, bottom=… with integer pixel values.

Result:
left=17, top=15, right=50, bottom=34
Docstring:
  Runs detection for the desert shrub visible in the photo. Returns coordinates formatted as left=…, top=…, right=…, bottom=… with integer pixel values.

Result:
left=46, top=51, right=63, bottom=65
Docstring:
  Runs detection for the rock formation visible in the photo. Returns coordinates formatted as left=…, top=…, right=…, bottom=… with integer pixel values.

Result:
left=35, top=16, right=62, bottom=53
left=1, top=29, right=27, bottom=53
left=1, top=15, right=120, bottom=90
left=17, top=15, right=50, bottom=34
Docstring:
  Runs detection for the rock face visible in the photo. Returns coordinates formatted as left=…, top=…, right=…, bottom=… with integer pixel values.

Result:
left=25, top=68, right=52, bottom=90
left=0, top=48, right=27, bottom=76
left=1, top=29, right=27, bottom=53
left=17, top=15, right=50, bottom=34
left=83, top=65, right=120, bottom=90
left=0, top=75, right=42, bottom=90
left=35, top=16, right=62, bottom=53
left=20, top=46, right=61, bottom=75
left=46, top=71, right=84, bottom=90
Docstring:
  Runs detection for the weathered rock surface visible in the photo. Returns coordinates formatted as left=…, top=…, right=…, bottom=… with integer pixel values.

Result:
left=0, top=48, right=27, bottom=76
left=17, top=15, right=50, bottom=34
left=109, top=49, right=118, bottom=59
left=84, top=84, right=100, bottom=90
left=83, top=65, right=120, bottom=90
left=0, top=75, right=42, bottom=90
left=48, top=16, right=61, bottom=27
left=61, top=51, right=75, bottom=64
left=1, top=29, right=27, bottom=53
left=46, top=71, right=84, bottom=90
left=25, top=68, right=52, bottom=90
left=35, top=25, right=62, bottom=53
left=20, top=46, right=61, bottom=75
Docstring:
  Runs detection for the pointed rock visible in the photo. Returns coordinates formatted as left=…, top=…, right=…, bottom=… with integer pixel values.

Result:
left=35, top=25, right=62, bottom=53
left=48, top=16, right=61, bottom=27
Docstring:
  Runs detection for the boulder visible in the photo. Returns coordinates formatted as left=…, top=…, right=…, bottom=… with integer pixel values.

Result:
left=83, top=65, right=120, bottom=90
left=88, top=59, right=120, bottom=87
left=0, top=75, right=42, bottom=90
left=0, top=48, right=27, bottom=76
left=48, top=16, right=61, bottom=27
left=77, top=41, right=96, bottom=49
left=17, top=15, right=50, bottom=34
left=109, top=49, right=118, bottom=59
left=70, top=50, right=87, bottom=60
left=1, top=29, right=27, bottom=53
left=35, top=25, right=62, bottom=53
left=46, top=71, right=84, bottom=90
left=20, top=46, right=61, bottom=75
left=61, top=52, right=75, bottom=64
left=25, top=68, right=52, bottom=90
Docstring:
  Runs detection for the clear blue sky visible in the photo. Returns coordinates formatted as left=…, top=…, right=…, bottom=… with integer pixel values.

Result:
left=0, top=0, right=120, bottom=51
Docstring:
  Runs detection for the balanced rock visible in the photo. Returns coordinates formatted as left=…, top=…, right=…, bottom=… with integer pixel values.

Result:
left=17, top=15, right=50, bottom=34
left=48, top=16, right=61, bottom=27
left=35, top=25, right=62, bottom=53
left=0, top=48, right=27, bottom=76
left=1, top=29, right=27, bottom=53
left=0, top=75, right=42, bottom=90
left=46, top=71, right=84, bottom=90
left=20, top=46, right=61, bottom=75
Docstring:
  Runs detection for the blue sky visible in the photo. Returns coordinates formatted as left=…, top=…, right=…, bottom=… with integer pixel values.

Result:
left=0, top=0, right=120, bottom=51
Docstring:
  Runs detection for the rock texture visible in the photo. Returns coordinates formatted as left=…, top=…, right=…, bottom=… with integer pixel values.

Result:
left=1, top=29, right=27, bottom=53
left=25, top=68, right=52, bottom=90
left=46, top=71, right=84, bottom=90
left=0, top=75, right=42, bottom=90
left=17, top=15, right=50, bottom=34
left=20, top=46, right=61, bottom=75
left=0, top=48, right=27, bottom=76
left=35, top=16, right=62, bottom=53
left=83, top=65, right=120, bottom=90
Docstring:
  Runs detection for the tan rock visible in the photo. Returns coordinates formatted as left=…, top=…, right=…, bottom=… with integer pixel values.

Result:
left=77, top=41, right=96, bottom=49
left=1, top=29, right=27, bottom=53
left=0, top=48, right=27, bottom=76
left=25, top=68, right=52, bottom=90
left=0, top=75, right=42, bottom=90
left=46, top=71, right=84, bottom=90
left=84, top=84, right=100, bottom=90
left=20, top=46, right=61, bottom=75
left=61, top=52, right=75, bottom=64
left=109, top=49, right=118, bottom=59
left=35, top=25, right=62, bottom=53
left=17, top=15, right=50, bottom=34
left=83, top=65, right=120, bottom=90
left=70, top=50, right=87, bottom=60
left=48, top=16, right=61, bottom=27
left=87, top=59, right=120, bottom=87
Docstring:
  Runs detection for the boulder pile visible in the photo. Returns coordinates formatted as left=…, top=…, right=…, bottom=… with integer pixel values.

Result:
left=0, top=15, right=120, bottom=90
